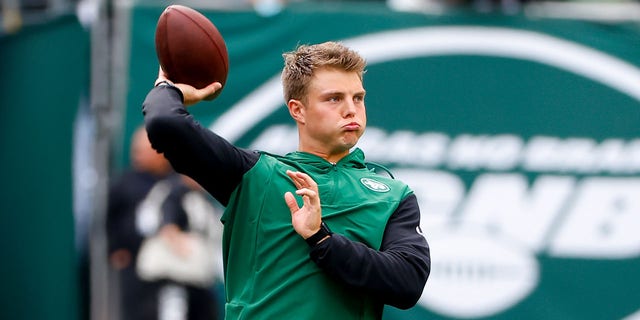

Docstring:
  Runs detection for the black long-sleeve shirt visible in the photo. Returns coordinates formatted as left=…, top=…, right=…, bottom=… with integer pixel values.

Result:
left=143, top=85, right=430, bottom=310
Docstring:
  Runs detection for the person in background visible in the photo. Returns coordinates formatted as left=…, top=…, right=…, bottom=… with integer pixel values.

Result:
left=106, top=126, right=174, bottom=320
left=108, top=127, right=224, bottom=320
left=136, top=174, right=223, bottom=320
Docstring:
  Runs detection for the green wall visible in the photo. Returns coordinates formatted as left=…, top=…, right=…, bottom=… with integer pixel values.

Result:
left=0, top=14, right=88, bottom=320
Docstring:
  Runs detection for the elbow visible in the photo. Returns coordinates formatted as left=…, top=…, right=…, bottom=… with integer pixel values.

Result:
left=144, top=114, right=172, bottom=153
left=391, top=256, right=431, bottom=310
left=145, top=112, right=171, bottom=137
left=144, top=109, right=189, bottom=154
left=142, top=86, right=187, bottom=151
left=393, top=277, right=428, bottom=310
left=389, top=288, right=423, bottom=310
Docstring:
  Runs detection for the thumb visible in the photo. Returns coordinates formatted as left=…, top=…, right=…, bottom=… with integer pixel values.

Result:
left=202, top=81, right=222, bottom=96
left=202, top=82, right=223, bottom=101
left=180, top=82, right=223, bottom=106
left=284, top=191, right=299, bottom=214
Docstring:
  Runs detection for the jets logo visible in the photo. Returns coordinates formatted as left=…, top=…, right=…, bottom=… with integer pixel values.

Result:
left=360, top=178, right=390, bottom=192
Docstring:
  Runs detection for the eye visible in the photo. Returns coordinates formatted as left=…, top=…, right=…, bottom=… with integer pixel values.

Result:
left=328, top=96, right=341, bottom=102
left=354, top=95, right=365, bottom=103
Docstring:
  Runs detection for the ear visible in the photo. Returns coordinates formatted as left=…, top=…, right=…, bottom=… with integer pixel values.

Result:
left=287, top=99, right=306, bottom=124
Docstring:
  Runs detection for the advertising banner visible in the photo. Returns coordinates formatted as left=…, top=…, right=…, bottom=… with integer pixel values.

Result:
left=125, top=3, right=640, bottom=319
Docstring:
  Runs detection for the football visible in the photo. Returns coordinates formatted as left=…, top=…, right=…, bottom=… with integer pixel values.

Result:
left=155, top=5, right=228, bottom=98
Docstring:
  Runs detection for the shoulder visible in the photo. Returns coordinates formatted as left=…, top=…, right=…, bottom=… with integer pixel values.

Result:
left=255, top=151, right=296, bottom=169
left=365, top=162, right=395, bottom=179
left=111, top=170, right=153, bottom=190
left=236, top=151, right=285, bottom=180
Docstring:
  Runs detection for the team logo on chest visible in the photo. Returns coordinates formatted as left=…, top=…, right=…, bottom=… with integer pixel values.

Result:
left=360, top=178, right=390, bottom=193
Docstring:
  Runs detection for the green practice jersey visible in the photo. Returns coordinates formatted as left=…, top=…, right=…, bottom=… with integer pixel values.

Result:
left=221, top=148, right=413, bottom=319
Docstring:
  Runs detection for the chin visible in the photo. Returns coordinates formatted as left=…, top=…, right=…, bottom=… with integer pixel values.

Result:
left=336, top=133, right=361, bottom=150
left=342, top=141, right=358, bottom=150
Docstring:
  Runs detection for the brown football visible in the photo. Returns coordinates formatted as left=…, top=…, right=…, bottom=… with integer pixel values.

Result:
left=155, top=5, right=228, bottom=98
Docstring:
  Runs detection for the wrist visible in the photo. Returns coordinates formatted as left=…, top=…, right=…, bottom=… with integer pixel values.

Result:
left=305, top=221, right=332, bottom=247
left=155, top=79, right=175, bottom=87
left=154, top=80, right=184, bottom=103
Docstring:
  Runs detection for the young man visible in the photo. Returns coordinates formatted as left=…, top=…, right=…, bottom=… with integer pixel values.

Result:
left=143, top=41, right=430, bottom=319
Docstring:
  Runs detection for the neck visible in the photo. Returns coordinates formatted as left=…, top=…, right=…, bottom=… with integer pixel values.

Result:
left=298, top=146, right=350, bottom=164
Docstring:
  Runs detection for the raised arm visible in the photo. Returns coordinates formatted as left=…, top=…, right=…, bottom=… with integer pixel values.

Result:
left=142, top=72, right=259, bottom=205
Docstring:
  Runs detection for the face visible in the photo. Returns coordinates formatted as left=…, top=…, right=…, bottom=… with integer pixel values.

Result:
left=131, top=129, right=171, bottom=175
left=288, top=67, right=367, bottom=160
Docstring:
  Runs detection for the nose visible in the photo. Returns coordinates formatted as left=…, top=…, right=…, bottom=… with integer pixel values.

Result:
left=343, top=98, right=357, bottom=118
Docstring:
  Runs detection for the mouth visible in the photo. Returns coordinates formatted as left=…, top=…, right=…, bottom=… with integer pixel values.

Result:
left=343, top=122, right=360, bottom=131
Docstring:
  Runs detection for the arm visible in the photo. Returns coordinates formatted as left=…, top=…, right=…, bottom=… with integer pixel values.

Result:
left=106, top=178, right=126, bottom=254
left=106, top=179, right=131, bottom=269
left=156, top=182, right=195, bottom=258
left=105, top=172, right=141, bottom=269
left=309, top=194, right=431, bottom=309
left=142, top=81, right=258, bottom=205
left=159, top=180, right=189, bottom=229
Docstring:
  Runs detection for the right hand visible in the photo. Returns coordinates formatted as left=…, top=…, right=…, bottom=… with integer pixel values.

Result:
left=159, top=224, right=195, bottom=258
left=155, top=66, right=222, bottom=106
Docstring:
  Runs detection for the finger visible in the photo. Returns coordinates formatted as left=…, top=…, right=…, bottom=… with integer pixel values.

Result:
left=155, top=66, right=173, bottom=86
left=293, top=171, right=318, bottom=190
left=204, top=81, right=222, bottom=94
left=286, top=170, right=304, bottom=189
left=289, top=171, right=313, bottom=189
left=284, top=191, right=300, bottom=214
left=193, top=82, right=221, bottom=101
left=295, top=188, right=317, bottom=198
left=296, top=188, right=320, bottom=209
left=179, top=83, right=213, bottom=106
left=157, top=65, right=165, bottom=78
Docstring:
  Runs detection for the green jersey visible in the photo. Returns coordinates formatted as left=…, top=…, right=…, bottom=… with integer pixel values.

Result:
left=221, top=149, right=412, bottom=319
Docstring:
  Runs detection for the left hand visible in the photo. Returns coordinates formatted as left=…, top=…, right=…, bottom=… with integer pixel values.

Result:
left=284, top=170, right=322, bottom=239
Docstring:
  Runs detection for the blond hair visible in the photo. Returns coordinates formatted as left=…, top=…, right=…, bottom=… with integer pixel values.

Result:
left=281, top=41, right=366, bottom=102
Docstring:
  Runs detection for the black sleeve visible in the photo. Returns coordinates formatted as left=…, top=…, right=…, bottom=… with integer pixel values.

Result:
left=142, top=85, right=259, bottom=205
left=105, top=178, right=127, bottom=254
left=309, top=193, right=431, bottom=309
left=160, top=183, right=189, bottom=230
left=105, top=171, right=146, bottom=254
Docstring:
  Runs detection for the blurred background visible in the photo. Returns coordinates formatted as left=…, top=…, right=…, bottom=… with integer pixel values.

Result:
left=1, top=0, right=640, bottom=319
